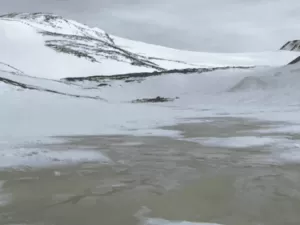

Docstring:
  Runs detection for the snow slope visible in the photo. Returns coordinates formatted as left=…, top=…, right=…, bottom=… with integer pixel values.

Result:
left=0, top=66, right=105, bottom=100
left=113, top=35, right=300, bottom=68
left=0, top=12, right=299, bottom=79
left=1, top=61, right=300, bottom=137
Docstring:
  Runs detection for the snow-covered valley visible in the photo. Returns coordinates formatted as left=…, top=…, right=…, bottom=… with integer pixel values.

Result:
left=1, top=12, right=300, bottom=155
left=1, top=11, right=300, bottom=166
left=2, top=12, right=300, bottom=225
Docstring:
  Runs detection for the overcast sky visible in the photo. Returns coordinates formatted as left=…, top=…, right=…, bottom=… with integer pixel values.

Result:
left=1, top=0, right=300, bottom=52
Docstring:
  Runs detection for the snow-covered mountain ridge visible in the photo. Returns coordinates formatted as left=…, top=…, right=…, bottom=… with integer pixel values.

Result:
left=1, top=12, right=299, bottom=80
left=279, top=40, right=300, bottom=65
left=280, top=40, right=300, bottom=51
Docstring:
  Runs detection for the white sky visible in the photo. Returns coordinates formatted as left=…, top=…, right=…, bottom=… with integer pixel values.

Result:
left=1, top=0, right=300, bottom=52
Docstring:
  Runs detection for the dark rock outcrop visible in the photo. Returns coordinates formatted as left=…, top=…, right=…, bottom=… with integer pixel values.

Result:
left=132, top=96, right=178, bottom=103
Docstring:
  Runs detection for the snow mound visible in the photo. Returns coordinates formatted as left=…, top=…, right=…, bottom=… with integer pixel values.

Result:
left=228, top=76, right=268, bottom=92
left=226, top=62, right=300, bottom=97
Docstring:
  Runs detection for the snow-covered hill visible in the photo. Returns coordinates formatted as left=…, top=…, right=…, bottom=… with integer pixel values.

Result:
left=1, top=12, right=299, bottom=79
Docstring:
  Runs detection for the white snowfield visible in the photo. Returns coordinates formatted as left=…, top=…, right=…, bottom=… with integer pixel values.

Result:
left=2, top=61, right=300, bottom=161
left=1, top=12, right=300, bottom=169
left=0, top=12, right=299, bottom=79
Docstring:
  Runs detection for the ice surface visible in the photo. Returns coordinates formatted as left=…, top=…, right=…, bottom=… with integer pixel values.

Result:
left=0, top=146, right=111, bottom=169
left=0, top=134, right=111, bottom=169
left=255, top=124, right=300, bottom=135
left=135, top=207, right=222, bottom=225
left=185, top=136, right=280, bottom=148
left=279, top=149, right=300, bottom=163
left=0, top=181, right=11, bottom=206
left=268, top=140, right=300, bottom=164
left=142, top=218, right=222, bottom=225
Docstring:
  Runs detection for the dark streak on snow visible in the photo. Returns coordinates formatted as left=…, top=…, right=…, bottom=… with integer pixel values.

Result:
left=0, top=76, right=106, bottom=101
left=39, top=31, right=165, bottom=71
left=287, top=56, right=300, bottom=65
left=0, top=62, right=25, bottom=74
left=63, top=66, right=254, bottom=82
